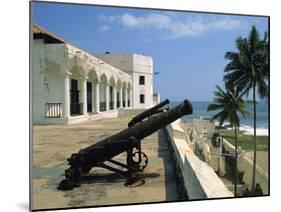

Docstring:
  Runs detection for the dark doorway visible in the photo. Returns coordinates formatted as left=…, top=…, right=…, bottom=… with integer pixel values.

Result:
left=70, top=79, right=81, bottom=115
left=117, top=92, right=120, bottom=108
left=110, top=86, right=113, bottom=110
left=87, top=82, right=92, bottom=112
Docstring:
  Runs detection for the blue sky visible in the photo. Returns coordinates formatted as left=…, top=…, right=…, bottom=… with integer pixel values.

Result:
left=32, top=2, right=268, bottom=101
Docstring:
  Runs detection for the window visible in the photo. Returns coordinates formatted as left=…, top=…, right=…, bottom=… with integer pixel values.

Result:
left=140, top=94, right=145, bottom=104
left=139, top=75, right=145, bottom=85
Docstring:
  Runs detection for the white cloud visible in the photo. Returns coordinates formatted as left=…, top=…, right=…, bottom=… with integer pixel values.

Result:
left=121, top=13, right=140, bottom=27
left=97, top=13, right=243, bottom=39
left=97, top=14, right=117, bottom=22
left=119, top=13, right=173, bottom=30
left=207, top=18, right=242, bottom=30
left=98, top=25, right=110, bottom=32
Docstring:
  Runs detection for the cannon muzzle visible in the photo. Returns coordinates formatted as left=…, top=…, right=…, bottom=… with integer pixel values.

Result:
left=128, top=98, right=170, bottom=127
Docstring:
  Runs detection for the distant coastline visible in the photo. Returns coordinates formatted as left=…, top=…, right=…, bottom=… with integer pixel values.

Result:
left=171, top=101, right=269, bottom=136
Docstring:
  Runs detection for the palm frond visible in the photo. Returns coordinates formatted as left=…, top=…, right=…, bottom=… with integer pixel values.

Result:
left=207, top=104, right=225, bottom=111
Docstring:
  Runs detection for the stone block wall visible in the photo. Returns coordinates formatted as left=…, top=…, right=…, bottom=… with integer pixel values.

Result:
left=166, top=120, right=233, bottom=199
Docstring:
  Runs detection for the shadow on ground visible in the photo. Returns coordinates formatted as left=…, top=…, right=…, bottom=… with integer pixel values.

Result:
left=79, top=172, right=160, bottom=187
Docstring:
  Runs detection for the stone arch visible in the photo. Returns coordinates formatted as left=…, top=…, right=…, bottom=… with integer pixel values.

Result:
left=88, top=69, right=99, bottom=83
left=67, top=64, right=87, bottom=115
left=100, top=73, right=108, bottom=84
left=108, top=76, right=117, bottom=110
left=116, top=79, right=123, bottom=108
left=70, top=64, right=85, bottom=79
left=68, top=54, right=90, bottom=75
left=127, top=81, right=132, bottom=90
left=122, top=81, right=127, bottom=89
left=99, top=73, right=108, bottom=111
left=122, top=81, right=128, bottom=108
left=116, top=78, right=122, bottom=88
left=109, top=75, right=116, bottom=86
left=86, top=69, right=100, bottom=113
left=127, top=81, right=132, bottom=107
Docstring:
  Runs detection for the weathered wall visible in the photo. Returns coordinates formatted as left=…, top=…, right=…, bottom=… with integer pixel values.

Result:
left=166, top=120, right=233, bottom=199
left=94, top=54, right=134, bottom=73
left=153, top=92, right=161, bottom=105
left=193, top=119, right=215, bottom=139
left=32, top=40, right=46, bottom=124
left=33, top=42, right=134, bottom=125
left=32, top=40, right=66, bottom=124
left=132, top=54, right=153, bottom=109
left=94, top=53, right=154, bottom=109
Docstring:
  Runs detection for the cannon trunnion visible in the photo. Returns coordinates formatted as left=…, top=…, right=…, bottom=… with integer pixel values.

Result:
left=58, top=99, right=193, bottom=190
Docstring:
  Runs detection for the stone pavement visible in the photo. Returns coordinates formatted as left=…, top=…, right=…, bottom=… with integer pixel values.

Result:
left=32, top=115, right=180, bottom=210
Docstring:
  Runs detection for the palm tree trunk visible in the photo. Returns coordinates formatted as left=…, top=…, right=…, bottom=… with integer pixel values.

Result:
left=251, top=83, right=257, bottom=192
left=234, top=125, right=238, bottom=197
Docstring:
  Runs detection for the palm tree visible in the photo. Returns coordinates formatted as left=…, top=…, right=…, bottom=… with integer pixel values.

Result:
left=223, top=25, right=269, bottom=192
left=207, top=84, right=249, bottom=196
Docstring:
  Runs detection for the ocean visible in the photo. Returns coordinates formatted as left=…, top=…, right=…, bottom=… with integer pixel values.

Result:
left=170, top=101, right=269, bottom=136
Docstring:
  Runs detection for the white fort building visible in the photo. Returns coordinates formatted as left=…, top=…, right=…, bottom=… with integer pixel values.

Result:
left=32, top=24, right=159, bottom=125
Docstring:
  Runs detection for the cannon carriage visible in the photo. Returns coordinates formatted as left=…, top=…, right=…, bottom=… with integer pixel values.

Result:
left=58, top=99, right=193, bottom=190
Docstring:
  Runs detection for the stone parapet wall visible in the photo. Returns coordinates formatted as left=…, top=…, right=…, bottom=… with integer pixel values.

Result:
left=166, top=120, right=233, bottom=199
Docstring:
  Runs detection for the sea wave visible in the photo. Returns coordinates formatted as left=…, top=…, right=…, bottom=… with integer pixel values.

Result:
left=213, top=121, right=268, bottom=136
left=214, top=121, right=230, bottom=127
left=239, top=125, right=268, bottom=136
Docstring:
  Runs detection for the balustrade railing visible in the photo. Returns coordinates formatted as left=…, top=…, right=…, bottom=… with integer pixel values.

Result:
left=46, top=103, right=62, bottom=118
left=100, top=102, right=106, bottom=112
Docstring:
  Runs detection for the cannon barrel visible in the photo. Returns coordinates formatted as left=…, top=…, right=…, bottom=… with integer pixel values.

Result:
left=79, top=99, right=192, bottom=164
left=58, top=99, right=193, bottom=190
left=128, top=98, right=170, bottom=127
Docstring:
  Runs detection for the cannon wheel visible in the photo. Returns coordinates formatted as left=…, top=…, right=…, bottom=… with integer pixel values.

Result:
left=132, top=151, right=148, bottom=171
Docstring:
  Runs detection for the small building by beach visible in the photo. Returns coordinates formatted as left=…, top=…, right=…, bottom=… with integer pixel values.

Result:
left=32, top=24, right=155, bottom=125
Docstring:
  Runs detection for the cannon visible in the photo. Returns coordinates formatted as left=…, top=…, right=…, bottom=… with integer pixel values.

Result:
left=58, top=99, right=193, bottom=190
left=128, top=98, right=170, bottom=127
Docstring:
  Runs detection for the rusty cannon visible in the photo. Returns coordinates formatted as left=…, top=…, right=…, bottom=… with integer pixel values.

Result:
left=128, top=98, right=170, bottom=127
left=58, top=99, right=193, bottom=190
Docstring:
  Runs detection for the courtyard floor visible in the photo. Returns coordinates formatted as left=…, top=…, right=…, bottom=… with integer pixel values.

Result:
left=32, top=114, right=180, bottom=210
